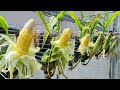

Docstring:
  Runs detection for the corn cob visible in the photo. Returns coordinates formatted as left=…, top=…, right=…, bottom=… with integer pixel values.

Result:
left=109, top=39, right=118, bottom=53
left=77, top=34, right=90, bottom=55
left=89, top=33, right=102, bottom=60
left=81, top=34, right=90, bottom=46
left=102, top=32, right=112, bottom=57
left=59, top=28, right=71, bottom=48
left=15, top=19, right=35, bottom=55
left=92, top=34, right=102, bottom=52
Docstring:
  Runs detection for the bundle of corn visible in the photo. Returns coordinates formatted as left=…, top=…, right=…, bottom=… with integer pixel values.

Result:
left=0, top=19, right=41, bottom=79
left=41, top=28, right=74, bottom=79
left=85, top=32, right=118, bottom=65
left=101, top=32, right=118, bottom=57
left=73, top=34, right=94, bottom=65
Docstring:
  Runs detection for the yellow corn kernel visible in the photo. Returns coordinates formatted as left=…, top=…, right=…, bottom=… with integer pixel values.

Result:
left=77, top=34, right=90, bottom=55
left=15, top=19, right=35, bottom=55
left=59, top=28, right=71, bottom=48
left=81, top=34, right=90, bottom=46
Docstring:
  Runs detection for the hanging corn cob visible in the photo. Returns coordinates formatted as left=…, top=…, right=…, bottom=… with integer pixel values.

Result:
left=102, top=32, right=112, bottom=57
left=15, top=19, right=35, bottom=55
left=89, top=33, right=103, bottom=60
left=0, top=19, right=41, bottom=79
left=77, top=34, right=91, bottom=55
left=42, top=28, right=74, bottom=79
left=109, top=38, right=118, bottom=53
left=58, top=28, right=71, bottom=48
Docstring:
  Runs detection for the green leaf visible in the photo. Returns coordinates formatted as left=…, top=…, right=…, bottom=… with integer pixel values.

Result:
left=0, top=57, right=6, bottom=70
left=85, top=21, right=91, bottom=27
left=60, top=47, right=74, bottom=61
left=42, top=55, right=50, bottom=63
left=91, top=13, right=101, bottom=36
left=50, top=54, right=61, bottom=62
left=98, top=21, right=105, bottom=28
left=50, top=47, right=62, bottom=62
left=52, top=46, right=60, bottom=54
left=48, top=16, right=58, bottom=31
left=48, top=15, right=60, bottom=33
left=69, top=11, right=83, bottom=32
left=57, top=61, right=68, bottom=79
left=0, top=54, right=3, bottom=59
left=113, top=50, right=118, bottom=64
left=0, top=16, right=9, bottom=36
left=103, top=11, right=120, bottom=33
left=36, top=11, right=50, bottom=48
left=41, top=49, right=51, bottom=62
left=102, top=11, right=109, bottom=25
left=61, top=56, right=67, bottom=69
left=81, top=26, right=90, bottom=38
left=36, top=11, right=50, bottom=33
left=80, top=11, right=86, bottom=24
left=42, top=30, right=49, bottom=48
left=56, top=11, right=67, bottom=20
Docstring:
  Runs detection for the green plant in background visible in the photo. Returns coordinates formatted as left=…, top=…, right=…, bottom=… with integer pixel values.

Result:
left=0, top=16, right=9, bottom=36
left=102, top=11, right=120, bottom=33
left=80, top=11, right=86, bottom=25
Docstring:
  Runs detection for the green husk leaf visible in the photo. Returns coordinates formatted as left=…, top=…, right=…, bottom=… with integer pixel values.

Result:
left=51, top=46, right=61, bottom=55
left=113, top=50, right=118, bottom=64
left=42, top=30, right=49, bottom=48
left=0, top=57, right=6, bottom=70
left=60, top=47, right=74, bottom=61
left=50, top=54, right=61, bottom=62
left=85, top=21, right=91, bottom=27
left=61, top=56, right=67, bottom=69
left=57, top=61, right=68, bottom=79
left=16, top=62, right=24, bottom=79
left=41, top=49, right=51, bottom=62
left=48, top=15, right=58, bottom=31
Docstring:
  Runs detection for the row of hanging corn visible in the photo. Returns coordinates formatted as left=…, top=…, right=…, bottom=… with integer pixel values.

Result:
left=0, top=11, right=119, bottom=79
